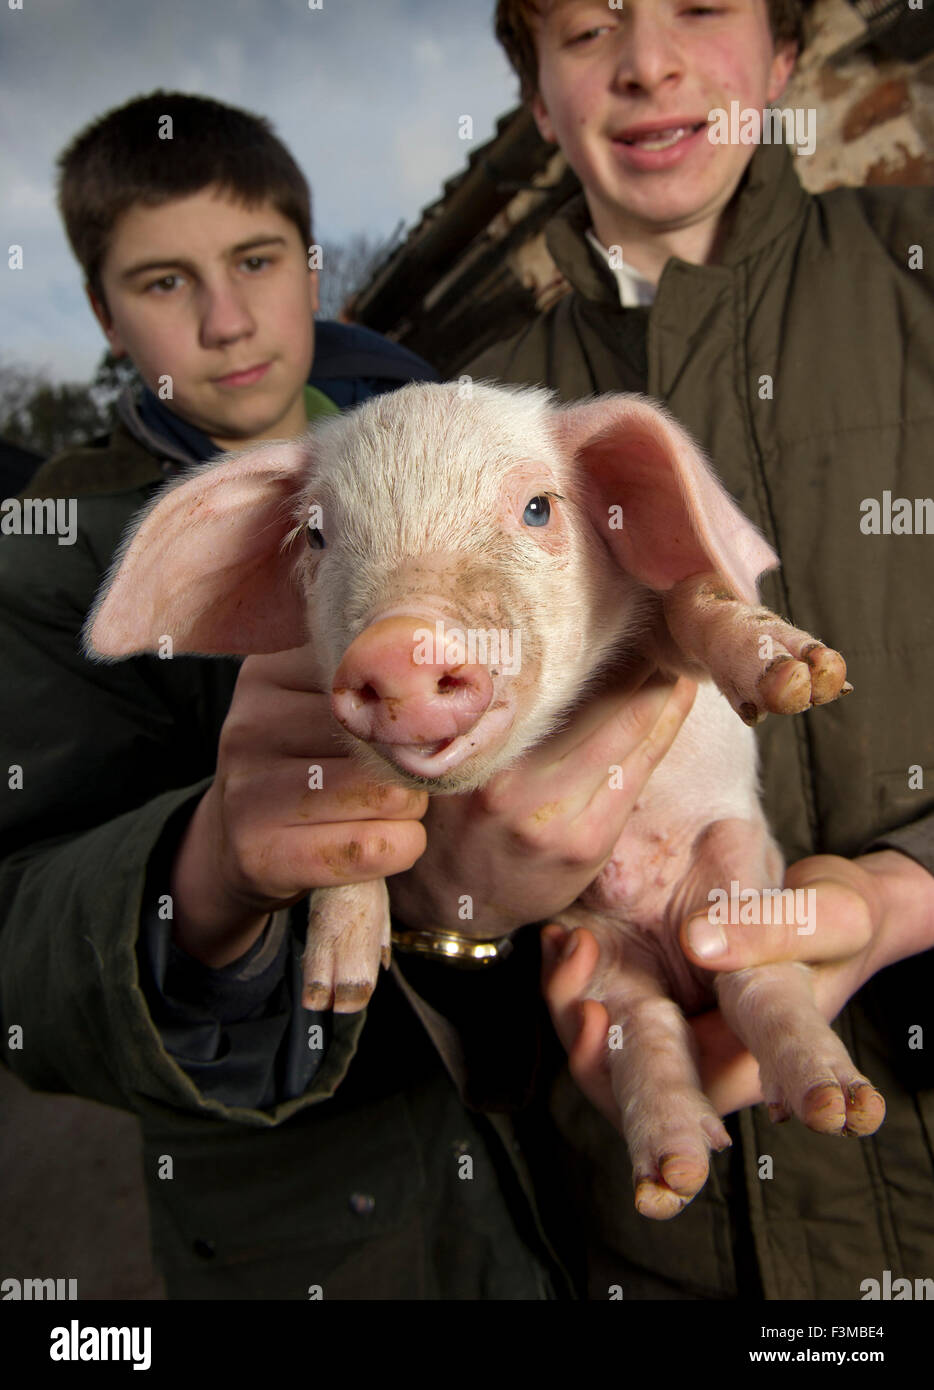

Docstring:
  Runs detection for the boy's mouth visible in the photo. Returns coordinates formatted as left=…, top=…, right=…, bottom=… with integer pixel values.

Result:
left=614, top=119, right=708, bottom=152
left=213, top=361, right=272, bottom=387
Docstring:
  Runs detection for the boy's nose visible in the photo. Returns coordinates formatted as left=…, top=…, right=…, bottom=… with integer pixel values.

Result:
left=611, top=11, right=683, bottom=93
left=199, top=282, right=255, bottom=347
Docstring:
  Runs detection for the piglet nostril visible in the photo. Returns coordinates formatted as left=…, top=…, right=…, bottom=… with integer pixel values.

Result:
left=332, top=615, right=494, bottom=745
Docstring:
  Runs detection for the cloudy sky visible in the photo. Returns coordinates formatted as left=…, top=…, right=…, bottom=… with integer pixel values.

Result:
left=0, top=0, right=519, bottom=381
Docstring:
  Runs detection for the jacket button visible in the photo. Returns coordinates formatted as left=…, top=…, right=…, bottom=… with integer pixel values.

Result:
left=349, top=1192, right=376, bottom=1216
left=192, top=1238, right=216, bottom=1259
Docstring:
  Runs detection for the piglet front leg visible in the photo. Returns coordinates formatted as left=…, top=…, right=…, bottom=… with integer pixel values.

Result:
left=715, top=961, right=887, bottom=1135
left=663, top=573, right=852, bottom=724
left=302, top=879, right=392, bottom=1012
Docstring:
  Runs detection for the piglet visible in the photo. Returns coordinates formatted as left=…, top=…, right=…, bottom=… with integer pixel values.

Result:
left=85, top=381, right=884, bottom=1219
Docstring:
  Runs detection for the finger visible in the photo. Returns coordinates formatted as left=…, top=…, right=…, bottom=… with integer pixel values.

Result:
left=239, top=817, right=429, bottom=900
left=241, top=643, right=328, bottom=693
left=225, top=755, right=428, bottom=830
left=680, top=875, right=873, bottom=972
left=566, top=999, right=621, bottom=1132
left=576, top=675, right=697, bottom=823
left=540, top=931, right=622, bottom=1130
left=523, top=657, right=660, bottom=761
left=540, top=923, right=568, bottom=977
left=540, top=927, right=602, bottom=1054
left=226, top=683, right=350, bottom=759
left=497, top=676, right=697, bottom=837
left=689, top=1008, right=764, bottom=1116
left=473, top=673, right=677, bottom=830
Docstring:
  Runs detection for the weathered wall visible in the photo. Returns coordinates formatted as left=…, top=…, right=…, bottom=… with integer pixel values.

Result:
left=785, top=0, right=934, bottom=189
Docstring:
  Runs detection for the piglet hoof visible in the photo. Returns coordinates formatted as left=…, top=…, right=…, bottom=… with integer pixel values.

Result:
left=634, top=1177, right=690, bottom=1221
left=800, top=642, right=849, bottom=705
left=304, top=978, right=374, bottom=1013
left=634, top=1151, right=713, bottom=1221
left=629, top=1110, right=732, bottom=1220
left=801, top=1076, right=886, bottom=1136
left=842, top=1082, right=887, bottom=1136
left=757, top=654, right=812, bottom=715
left=302, top=879, right=391, bottom=1015
left=756, top=643, right=849, bottom=717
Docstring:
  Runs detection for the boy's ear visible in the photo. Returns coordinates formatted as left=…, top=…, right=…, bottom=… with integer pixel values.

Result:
left=530, top=93, right=557, bottom=146
left=86, top=284, right=127, bottom=359
left=767, top=39, right=798, bottom=105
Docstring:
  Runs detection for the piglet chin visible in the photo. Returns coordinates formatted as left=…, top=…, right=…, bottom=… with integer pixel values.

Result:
left=368, top=700, right=516, bottom=791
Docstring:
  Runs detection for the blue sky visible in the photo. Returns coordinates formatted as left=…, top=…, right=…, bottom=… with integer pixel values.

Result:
left=0, top=0, right=519, bottom=380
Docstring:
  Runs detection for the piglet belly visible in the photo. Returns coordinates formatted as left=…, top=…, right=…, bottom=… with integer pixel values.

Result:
left=582, top=818, right=697, bottom=927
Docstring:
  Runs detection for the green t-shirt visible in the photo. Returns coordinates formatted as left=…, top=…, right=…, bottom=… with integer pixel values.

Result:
left=304, top=384, right=341, bottom=422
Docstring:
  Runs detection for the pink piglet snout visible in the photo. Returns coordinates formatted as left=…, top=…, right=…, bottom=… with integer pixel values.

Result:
left=331, top=615, right=494, bottom=752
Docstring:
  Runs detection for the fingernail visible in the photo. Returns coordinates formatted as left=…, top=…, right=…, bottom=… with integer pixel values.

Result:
left=686, top=916, right=727, bottom=961
left=540, top=927, right=562, bottom=963
left=562, top=931, right=580, bottom=961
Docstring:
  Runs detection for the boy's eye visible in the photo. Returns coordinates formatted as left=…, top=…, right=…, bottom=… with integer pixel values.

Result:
left=567, top=25, right=612, bottom=45
left=146, top=273, right=183, bottom=294
left=241, top=255, right=272, bottom=272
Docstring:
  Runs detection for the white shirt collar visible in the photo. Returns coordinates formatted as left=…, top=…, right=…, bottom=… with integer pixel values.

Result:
left=584, top=228, right=657, bottom=308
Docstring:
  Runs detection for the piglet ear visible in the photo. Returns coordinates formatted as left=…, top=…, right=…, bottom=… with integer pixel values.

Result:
left=553, top=395, right=778, bottom=604
left=84, top=436, right=316, bottom=659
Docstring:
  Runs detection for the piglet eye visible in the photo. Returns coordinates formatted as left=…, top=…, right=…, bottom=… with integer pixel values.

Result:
left=523, top=495, right=551, bottom=527
left=305, top=523, right=326, bottom=550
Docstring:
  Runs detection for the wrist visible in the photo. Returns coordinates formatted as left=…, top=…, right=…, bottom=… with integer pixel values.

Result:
left=857, top=849, right=934, bottom=971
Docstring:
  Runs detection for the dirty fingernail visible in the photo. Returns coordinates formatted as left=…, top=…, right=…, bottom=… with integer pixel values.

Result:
left=686, top=917, right=727, bottom=961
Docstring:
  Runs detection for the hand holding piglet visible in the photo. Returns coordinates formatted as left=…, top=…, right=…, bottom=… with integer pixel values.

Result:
left=169, top=645, right=428, bottom=969
left=388, top=665, right=698, bottom=939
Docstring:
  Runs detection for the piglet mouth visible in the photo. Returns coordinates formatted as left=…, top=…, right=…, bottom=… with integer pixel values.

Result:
left=370, top=701, right=515, bottom=781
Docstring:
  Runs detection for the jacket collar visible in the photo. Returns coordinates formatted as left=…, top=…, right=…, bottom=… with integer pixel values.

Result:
left=116, top=387, right=198, bottom=477
left=546, top=141, right=809, bottom=305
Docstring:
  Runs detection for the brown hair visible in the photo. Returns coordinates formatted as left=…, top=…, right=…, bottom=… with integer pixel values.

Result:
left=495, top=1, right=812, bottom=103
left=57, top=91, right=312, bottom=306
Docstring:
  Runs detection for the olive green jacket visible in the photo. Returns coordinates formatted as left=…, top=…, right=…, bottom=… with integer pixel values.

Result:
left=468, top=141, right=934, bottom=1298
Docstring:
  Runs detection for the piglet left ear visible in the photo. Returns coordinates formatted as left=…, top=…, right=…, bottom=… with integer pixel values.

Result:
left=553, top=394, right=778, bottom=604
left=83, top=436, right=315, bottom=660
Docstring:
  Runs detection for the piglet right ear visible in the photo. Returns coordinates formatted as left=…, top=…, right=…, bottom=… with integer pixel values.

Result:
left=84, top=436, right=316, bottom=660
left=554, top=394, right=778, bottom=604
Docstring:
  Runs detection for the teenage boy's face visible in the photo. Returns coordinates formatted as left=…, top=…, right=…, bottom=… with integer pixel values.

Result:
left=91, top=189, right=317, bottom=450
left=531, top=0, right=796, bottom=246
